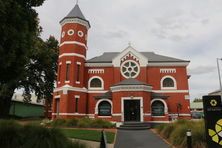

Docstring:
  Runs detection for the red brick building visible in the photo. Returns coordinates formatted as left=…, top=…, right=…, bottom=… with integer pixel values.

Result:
left=52, top=4, right=191, bottom=124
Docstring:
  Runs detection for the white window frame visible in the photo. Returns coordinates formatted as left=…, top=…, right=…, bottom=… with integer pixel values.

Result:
left=76, top=62, right=81, bottom=84
left=95, top=99, right=113, bottom=116
left=67, top=29, right=75, bottom=36
left=120, top=60, right=140, bottom=79
left=160, top=75, right=177, bottom=90
left=88, top=76, right=104, bottom=90
left=151, top=98, right=168, bottom=115
left=78, top=31, right=84, bottom=37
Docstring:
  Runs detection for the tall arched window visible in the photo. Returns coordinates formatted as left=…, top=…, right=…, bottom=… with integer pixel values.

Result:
left=163, top=78, right=174, bottom=87
left=152, top=101, right=164, bottom=116
left=98, top=101, right=111, bottom=116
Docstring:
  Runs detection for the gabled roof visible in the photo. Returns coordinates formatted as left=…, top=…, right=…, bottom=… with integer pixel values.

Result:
left=87, top=52, right=189, bottom=63
left=209, top=89, right=222, bottom=95
left=112, top=78, right=150, bottom=86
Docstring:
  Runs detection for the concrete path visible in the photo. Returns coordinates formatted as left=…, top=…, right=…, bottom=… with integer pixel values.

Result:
left=114, top=130, right=170, bottom=148
left=71, top=139, right=114, bottom=148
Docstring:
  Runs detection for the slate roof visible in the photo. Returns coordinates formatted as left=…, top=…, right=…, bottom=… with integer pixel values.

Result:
left=94, top=91, right=112, bottom=99
left=60, top=4, right=90, bottom=25
left=87, top=52, right=189, bottom=63
left=112, top=78, right=151, bottom=86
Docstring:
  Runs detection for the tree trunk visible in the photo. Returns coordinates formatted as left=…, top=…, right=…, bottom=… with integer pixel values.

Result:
left=0, top=88, right=15, bottom=119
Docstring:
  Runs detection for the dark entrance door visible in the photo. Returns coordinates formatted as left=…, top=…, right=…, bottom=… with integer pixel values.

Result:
left=124, top=100, right=140, bottom=121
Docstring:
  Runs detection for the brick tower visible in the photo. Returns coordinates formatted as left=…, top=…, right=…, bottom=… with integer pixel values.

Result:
left=52, top=4, right=90, bottom=119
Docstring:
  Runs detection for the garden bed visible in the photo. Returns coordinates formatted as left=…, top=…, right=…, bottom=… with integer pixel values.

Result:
left=155, top=120, right=206, bottom=148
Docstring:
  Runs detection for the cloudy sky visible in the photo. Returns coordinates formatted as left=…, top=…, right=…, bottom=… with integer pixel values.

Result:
left=35, top=0, right=222, bottom=100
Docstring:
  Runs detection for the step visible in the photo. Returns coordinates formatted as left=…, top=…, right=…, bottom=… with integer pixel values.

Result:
left=123, top=122, right=150, bottom=126
left=117, top=126, right=150, bottom=130
left=120, top=124, right=148, bottom=127
left=118, top=122, right=151, bottom=130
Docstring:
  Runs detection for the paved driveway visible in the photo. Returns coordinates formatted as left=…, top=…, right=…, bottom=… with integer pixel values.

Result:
left=114, top=130, right=170, bottom=148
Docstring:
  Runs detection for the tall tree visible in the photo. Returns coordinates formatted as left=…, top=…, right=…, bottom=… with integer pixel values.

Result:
left=0, top=0, right=48, bottom=118
left=21, top=36, right=59, bottom=104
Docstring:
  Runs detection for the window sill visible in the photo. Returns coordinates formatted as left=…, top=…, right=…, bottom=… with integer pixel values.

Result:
left=151, top=116, right=165, bottom=118
left=98, top=116, right=112, bottom=118
left=88, top=88, right=104, bottom=90
left=161, top=87, right=177, bottom=90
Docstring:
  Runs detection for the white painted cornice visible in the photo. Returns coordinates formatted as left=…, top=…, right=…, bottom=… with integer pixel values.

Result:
left=110, top=85, right=152, bottom=93
left=54, top=84, right=87, bottom=94
left=85, top=63, right=113, bottom=67
left=148, top=62, right=189, bottom=67
left=59, top=53, right=86, bottom=59
left=60, top=18, right=90, bottom=30
left=59, top=41, right=88, bottom=49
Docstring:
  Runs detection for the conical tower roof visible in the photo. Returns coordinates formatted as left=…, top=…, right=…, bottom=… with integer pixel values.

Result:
left=60, top=4, right=90, bottom=27
left=66, top=4, right=86, bottom=20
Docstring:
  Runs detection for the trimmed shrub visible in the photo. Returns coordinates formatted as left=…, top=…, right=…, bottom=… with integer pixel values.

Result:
left=48, top=117, right=115, bottom=128
left=65, top=118, right=79, bottom=127
left=51, top=118, right=66, bottom=127
left=91, top=119, right=114, bottom=128
left=77, top=118, right=92, bottom=128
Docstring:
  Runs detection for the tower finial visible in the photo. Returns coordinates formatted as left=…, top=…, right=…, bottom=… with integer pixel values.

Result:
left=128, top=41, right=132, bottom=47
left=76, top=0, right=79, bottom=4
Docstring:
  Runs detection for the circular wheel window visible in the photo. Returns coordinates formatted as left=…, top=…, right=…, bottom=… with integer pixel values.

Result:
left=121, top=60, right=140, bottom=78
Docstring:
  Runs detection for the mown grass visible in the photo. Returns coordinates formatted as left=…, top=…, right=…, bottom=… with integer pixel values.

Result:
left=0, top=120, right=86, bottom=148
left=155, top=120, right=206, bottom=148
left=61, top=128, right=115, bottom=144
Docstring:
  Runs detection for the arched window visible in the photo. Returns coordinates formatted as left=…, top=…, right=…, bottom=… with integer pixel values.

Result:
left=98, top=101, right=111, bottom=116
left=90, top=78, right=102, bottom=88
left=152, top=101, right=164, bottom=116
left=88, top=76, right=104, bottom=90
left=163, top=78, right=174, bottom=87
left=161, top=76, right=177, bottom=89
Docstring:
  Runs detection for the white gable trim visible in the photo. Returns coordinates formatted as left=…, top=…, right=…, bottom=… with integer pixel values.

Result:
left=112, top=46, right=148, bottom=67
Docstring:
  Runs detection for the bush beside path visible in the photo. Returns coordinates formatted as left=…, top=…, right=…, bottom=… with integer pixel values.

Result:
left=155, top=120, right=206, bottom=148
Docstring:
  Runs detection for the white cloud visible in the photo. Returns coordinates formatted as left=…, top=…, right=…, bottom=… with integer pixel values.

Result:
left=35, top=0, right=222, bottom=99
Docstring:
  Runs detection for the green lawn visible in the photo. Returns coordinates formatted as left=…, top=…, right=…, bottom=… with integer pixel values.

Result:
left=61, top=128, right=115, bottom=144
